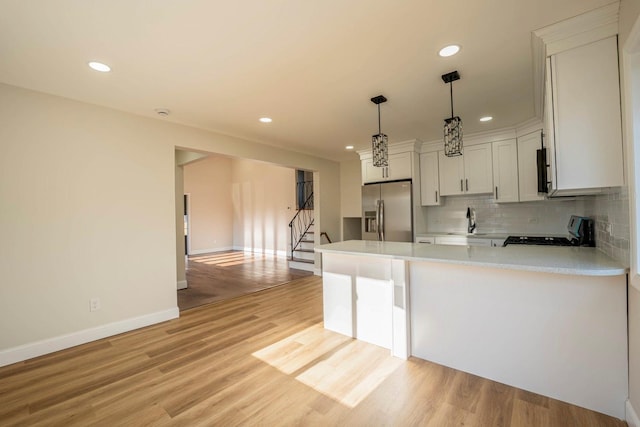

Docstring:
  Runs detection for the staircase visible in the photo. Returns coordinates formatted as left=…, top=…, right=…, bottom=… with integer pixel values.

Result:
left=288, top=178, right=333, bottom=273
left=289, top=222, right=316, bottom=271
left=288, top=178, right=315, bottom=272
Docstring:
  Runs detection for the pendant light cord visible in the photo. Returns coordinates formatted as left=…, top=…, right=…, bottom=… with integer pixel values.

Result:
left=450, top=81, right=454, bottom=119
left=378, top=104, right=382, bottom=134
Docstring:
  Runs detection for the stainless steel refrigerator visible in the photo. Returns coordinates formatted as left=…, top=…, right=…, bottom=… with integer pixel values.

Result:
left=362, top=180, right=413, bottom=242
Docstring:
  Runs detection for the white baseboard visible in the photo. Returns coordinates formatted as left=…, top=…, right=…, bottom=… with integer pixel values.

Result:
left=628, top=399, right=640, bottom=427
left=189, top=246, right=234, bottom=255
left=177, top=280, right=188, bottom=290
left=0, top=307, right=179, bottom=368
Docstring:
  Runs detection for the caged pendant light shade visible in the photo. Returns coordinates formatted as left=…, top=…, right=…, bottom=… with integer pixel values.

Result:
left=371, top=95, right=388, bottom=167
left=442, top=71, right=463, bottom=157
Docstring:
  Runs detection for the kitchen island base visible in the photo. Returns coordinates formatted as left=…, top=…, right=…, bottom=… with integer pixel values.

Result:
left=322, top=253, right=409, bottom=359
left=410, top=261, right=627, bottom=419
left=319, top=242, right=628, bottom=419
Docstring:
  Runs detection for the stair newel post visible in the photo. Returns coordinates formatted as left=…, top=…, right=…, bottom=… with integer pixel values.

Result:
left=289, top=221, right=293, bottom=260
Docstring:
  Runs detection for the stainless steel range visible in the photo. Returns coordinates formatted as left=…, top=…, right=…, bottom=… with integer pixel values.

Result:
left=503, top=215, right=595, bottom=247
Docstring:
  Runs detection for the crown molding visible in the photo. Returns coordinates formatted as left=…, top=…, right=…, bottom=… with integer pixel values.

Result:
left=531, top=1, right=620, bottom=122
left=533, top=2, right=619, bottom=56
left=357, top=139, right=422, bottom=159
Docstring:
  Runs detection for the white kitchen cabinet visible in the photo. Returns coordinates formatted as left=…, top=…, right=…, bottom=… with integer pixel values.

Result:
left=415, top=236, right=435, bottom=244
left=492, top=139, right=519, bottom=203
left=465, top=144, right=494, bottom=194
left=517, top=131, right=546, bottom=202
left=362, top=151, right=412, bottom=183
left=434, top=236, right=491, bottom=247
left=438, top=143, right=493, bottom=196
left=438, top=152, right=464, bottom=195
left=545, top=36, right=624, bottom=195
left=419, top=152, right=440, bottom=206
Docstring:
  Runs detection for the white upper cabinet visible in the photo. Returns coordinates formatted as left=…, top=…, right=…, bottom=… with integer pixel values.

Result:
left=362, top=151, right=413, bottom=183
left=420, top=152, right=440, bottom=206
left=517, top=131, right=546, bottom=202
left=464, top=144, right=494, bottom=194
left=546, top=36, right=624, bottom=195
left=438, top=152, right=464, bottom=195
left=492, top=139, right=519, bottom=203
left=439, top=143, right=493, bottom=196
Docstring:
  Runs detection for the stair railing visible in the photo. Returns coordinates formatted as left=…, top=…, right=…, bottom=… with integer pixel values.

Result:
left=296, top=180, right=314, bottom=210
left=289, top=191, right=314, bottom=258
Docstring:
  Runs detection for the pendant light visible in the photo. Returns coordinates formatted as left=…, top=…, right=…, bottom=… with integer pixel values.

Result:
left=442, top=71, right=463, bottom=157
left=371, top=95, right=389, bottom=167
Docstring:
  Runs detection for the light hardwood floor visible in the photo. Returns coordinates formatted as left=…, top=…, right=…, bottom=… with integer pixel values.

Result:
left=0, top=276, right=627, bottom=426
left=178, top=251, right=312, bottom=310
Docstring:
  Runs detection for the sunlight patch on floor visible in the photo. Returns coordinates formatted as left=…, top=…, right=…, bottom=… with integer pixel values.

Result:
left=190, top=253, right=246, bottom=262
left=189, top=252, right=270, bottom=267
left=252, top=323, right=403, bottom=408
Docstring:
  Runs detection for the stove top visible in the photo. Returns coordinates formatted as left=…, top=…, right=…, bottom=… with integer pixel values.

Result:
left=503, top=236, right=576, bottom=247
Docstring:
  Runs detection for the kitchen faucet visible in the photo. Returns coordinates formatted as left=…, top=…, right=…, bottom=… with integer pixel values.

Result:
left=466, top=207, right=476, bottom=234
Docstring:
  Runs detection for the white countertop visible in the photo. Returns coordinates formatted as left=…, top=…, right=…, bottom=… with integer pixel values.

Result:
left=416, top=232, right=510, bottom=239
left=316, top=240, right=627, bottom=276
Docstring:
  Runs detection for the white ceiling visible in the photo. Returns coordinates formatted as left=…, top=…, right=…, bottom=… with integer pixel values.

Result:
left=0, top=0, right=615, bottom=161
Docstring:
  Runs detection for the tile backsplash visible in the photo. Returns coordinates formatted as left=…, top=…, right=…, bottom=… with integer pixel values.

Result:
left=586, top=187, right=630, bottom=266
left=421, top=188, right=630, bottom=266
left=423, top=195, right=590, bottom=235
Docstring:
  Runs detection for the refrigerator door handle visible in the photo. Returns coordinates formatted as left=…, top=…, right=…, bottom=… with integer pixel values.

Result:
left=375, top=200, right=381, bottom=240
left=379, top=200, right=385, bottom=241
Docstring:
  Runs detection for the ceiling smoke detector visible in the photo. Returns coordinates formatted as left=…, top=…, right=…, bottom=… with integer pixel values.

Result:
left=155, top=108, right=170, bottom=117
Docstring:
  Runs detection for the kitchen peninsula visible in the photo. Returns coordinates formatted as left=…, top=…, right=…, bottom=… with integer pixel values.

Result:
left=316, top=240, right=627, bottom=418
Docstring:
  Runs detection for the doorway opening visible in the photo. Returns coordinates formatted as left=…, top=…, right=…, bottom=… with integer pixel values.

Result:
left=175, top=151, right=313, bottom=311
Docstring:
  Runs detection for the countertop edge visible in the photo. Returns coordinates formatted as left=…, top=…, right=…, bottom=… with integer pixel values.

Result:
left=316, top=243, right=628, bottom=277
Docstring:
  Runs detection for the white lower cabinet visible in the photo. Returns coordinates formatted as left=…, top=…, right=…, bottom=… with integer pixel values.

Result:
left=434, top=236, right=491, bottom=247
left=415, top=236, right=435, bottom=244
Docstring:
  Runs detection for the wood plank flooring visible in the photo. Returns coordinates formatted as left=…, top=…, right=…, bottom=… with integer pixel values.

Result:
left=0, top=276, right=627, bottom=426
left=178, top=251, right=312, bottom=311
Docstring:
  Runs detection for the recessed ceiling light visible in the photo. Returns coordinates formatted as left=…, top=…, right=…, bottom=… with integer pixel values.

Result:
left=155, top=108, right=170, bottom=117
left=345, top=145, right=354, bottom=150
left=438, top=45, right=461, bottom=57
left=479, top=116, right=493, bottom=122
left=88, top=61, right=111, bottom=72
left=259, top=117, right=272, bottom=123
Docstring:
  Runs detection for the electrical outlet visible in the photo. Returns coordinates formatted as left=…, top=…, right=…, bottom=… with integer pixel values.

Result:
left=90, top=298, right=101, bottom=312
left=605, top=223, right=613, bottom=235
left=528, top=218, right=538, bottom=224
